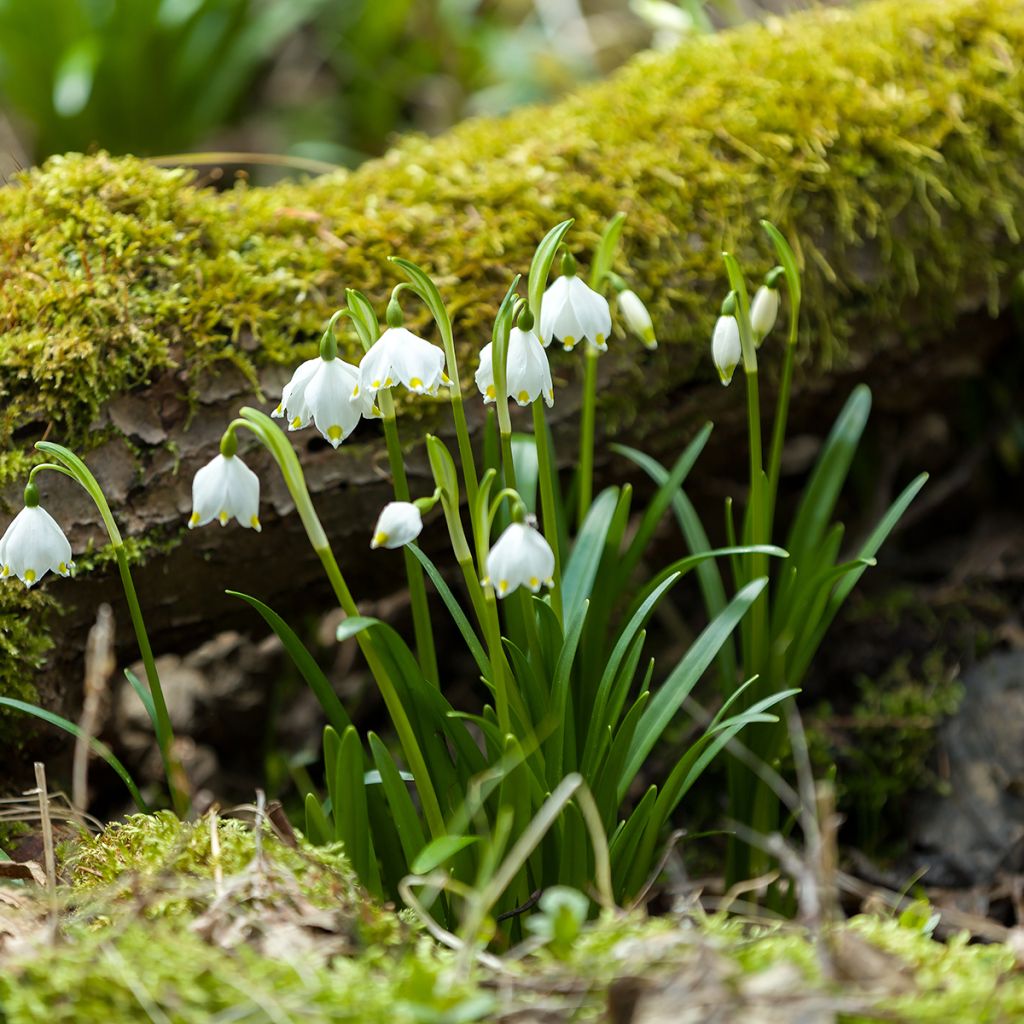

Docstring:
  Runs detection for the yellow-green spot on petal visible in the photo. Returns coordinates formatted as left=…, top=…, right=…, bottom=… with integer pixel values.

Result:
left=352, top=385, right=360, bottom=397
left=517, top=390, right=530, bottom=404
left=595, top=333, right=606, bottom=347
left=250, top=516, right=261, bottom=529
left=563, top=335, right=575, bottom=350
left=485, top=384, right=496, bottom=399
left=409, top=377, right=423, bottom=389
left=327, top=425, right=343, bottom=441
left=189, top=512, right=200, bottom=526
left=529, top=576, right=539, bottom=589
left=290, top=417, right=302, bottom=429
left=218, top=511, right=229, bottom=525
left=498, top=580, right=508, bottom=594
left=372, top=379, right=382, bottom=388
left=384, top=377, right=393, bottom=387
left=23, top=569, right=35, bottom=583
left=58, top=562, right=67, bottom=574
left=372, top=531, right=388, bottom=548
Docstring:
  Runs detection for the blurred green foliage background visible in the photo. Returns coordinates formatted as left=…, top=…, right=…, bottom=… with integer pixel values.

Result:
left=0, top=0, right=818, bottom=173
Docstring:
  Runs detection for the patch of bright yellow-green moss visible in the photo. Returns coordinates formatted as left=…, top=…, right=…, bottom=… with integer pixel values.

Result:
left=1, top=0, right=1023, bottom=725
left=4, top=813, right=1024, bottom=1023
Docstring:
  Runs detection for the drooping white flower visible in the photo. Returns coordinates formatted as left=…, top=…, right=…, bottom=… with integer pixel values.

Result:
left=475, top=327, right=554, bottom=408
left=273, top=356, right=374, bottom=447
left=484, top=521, right=555, bottom=598
left=750, top=285, right=780, bottom=344
left=355, top=328, right=448, bottom=399
left=0, top=503, right=74, bottom=587
left=188, top=454, right=262, bottom=531
left=370, top=501, right=423, bottom=550
left=540, top=275, right=612, bottom=352
left=712, top=315, right=741, bottom=386
left=617, top=289, right=657, bottom=349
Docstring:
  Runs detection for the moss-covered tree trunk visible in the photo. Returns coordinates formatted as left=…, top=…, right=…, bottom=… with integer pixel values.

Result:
left=1, top=0, right=1023, bottom=759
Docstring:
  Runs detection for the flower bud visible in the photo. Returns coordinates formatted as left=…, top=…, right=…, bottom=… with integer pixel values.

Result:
left=750, top=284, right=780, bottom=344
left=617, top=289, right=657, bottom=349
left=712, top=315, right=741, bottom=386
left=371, top=501, right=423, bottom=550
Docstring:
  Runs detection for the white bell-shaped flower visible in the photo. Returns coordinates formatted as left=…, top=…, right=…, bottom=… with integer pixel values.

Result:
left=370, top=501, right=423, bottom=550
left=750, top=285, right=780, bottom=344
left=475, top=327, right=554, bottom=408
left=0, top=498, right=74, bottom=587
left=189, top=453, right=262, bottom=531
left=484, top=521, right=555, bottom=598
left=540, top=275, right=612, bottom=352
left=617, top=289, right=657, bottom=349
left=712, top=315, right=741, bottom=386
left=356, top=327, right=448, bottom=399
left=273, top=356, right=373, bottom=447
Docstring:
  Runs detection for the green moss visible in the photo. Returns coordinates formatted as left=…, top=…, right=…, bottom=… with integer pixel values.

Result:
left=2, top=0, right=1024, bottom=716
left=6, top=812, right=1024, bottom=1023
left=808, top=651, right=963, bottom=855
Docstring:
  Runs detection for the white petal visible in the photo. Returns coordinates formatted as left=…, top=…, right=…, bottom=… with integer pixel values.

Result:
left=390, top=329, right=445, bottom=394
left=475, top=342, right=496, bottom=403
left=190, top=455, right=231, bottom=528
left=371, top=501, right=423, bottom=549
left=0, top=506, right=73, bottom=586
left=358, top=333, right=399, bottom=395
left=276, top=357, right=320, bottom=428
left=485, top=522, right=554, bottom=598
left=517, top=524, right=555, bottom=591
left=222, top=455, right=262, bottom=530
left=190, top=454, right=261, bottom=530
left=511, top=329, right=551, bottom=406
left=305, top=359, right=363, bottom=447
left=568, top=277, right=611, bottom=351
left=539, top=276, right=572, bottom=347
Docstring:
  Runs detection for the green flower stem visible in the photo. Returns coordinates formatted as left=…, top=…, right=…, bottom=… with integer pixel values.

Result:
left=236, top=410, right=445, bottom=841
left=765, top=316, right=799, bottom=536
left=481, top=593, right=512, bottom=735
left=577, top=346, right=599, bottom=530
left=443, top=360, right=479, bottom=515
left=478, top=591, right=529, bottom=739
left=32, top=445, right=189, bottom=818
left=745, top=366, right=769, bottom=672
left=531, top=400, right=563, bottom=623
left=113, top=545, right=189, bottom=815
left=377, top=392, right=438, bottom=687
left=316, top=546, right=446, bottom=841
left=499, top=430, right=518, bottom=495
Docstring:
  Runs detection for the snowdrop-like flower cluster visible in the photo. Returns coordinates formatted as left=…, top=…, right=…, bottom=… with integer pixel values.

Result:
left=484, top=520, right=555, bottom=598
left=540, top=253, right=612, bottom=352
left=476, top=325, right=554, bottom=408
left=189, top=452, right=262, bottom=531
left=0, top=485, right=74, bottom=587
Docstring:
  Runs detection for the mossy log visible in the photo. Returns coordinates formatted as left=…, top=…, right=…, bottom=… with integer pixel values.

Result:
left=1, top=0, right=1023, bottom=754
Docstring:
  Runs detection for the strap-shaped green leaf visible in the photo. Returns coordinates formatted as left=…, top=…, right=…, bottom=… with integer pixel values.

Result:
left=0, top=697, right=147, bottom=811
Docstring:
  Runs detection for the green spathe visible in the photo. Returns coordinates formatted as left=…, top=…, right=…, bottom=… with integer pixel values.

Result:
left=0, top=0, right=1023, bottom=732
